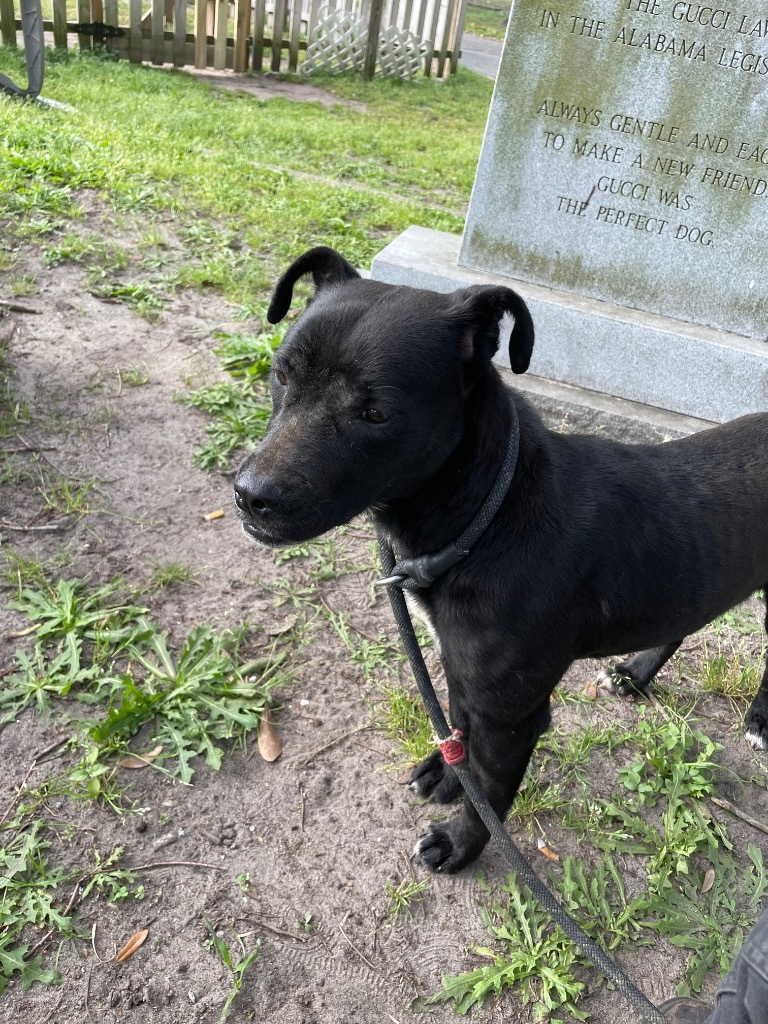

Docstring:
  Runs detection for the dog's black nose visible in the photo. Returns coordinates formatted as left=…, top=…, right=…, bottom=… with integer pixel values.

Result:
left=233, top=476, right=284, bottom=517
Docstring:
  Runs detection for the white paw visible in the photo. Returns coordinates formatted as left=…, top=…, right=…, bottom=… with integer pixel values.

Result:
left=745, top=726, right=768, bottom=751
left=595, top=668, right=619, bottom=695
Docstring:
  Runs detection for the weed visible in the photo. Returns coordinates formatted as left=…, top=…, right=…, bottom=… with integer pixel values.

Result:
left=508, top=774, right=567, bottom=832
left=616, top=716, right=722, bottom=808
left=118, top=364, right=151, bottom=387
left=542, top=720, right=631, bottom=781
left=385, top=878, right=429, bottom=920
left=7, top=273, right=38, bottom=298
left=146, top=560, right=200, bottom=591
left=712, top=604, right=763, bottom=636
left=184, top=378, right=271, bottom=470
left=0, top=824, right=139, bottom=997
left=0, top=375, right=31, bottom=437
left=7, top=577, right=143, bottom=647
left=371, top=684, right=433, bottom=766
left=554, top=855, right=648, bottom=951
left=643, top=846, right=768, bottom=994
left=90, top=617, right=286, bottom=782
left=425, top=873, right=588, bottom=1021
left=204, top=919, right=261, bottom=1022
left=42, top=232, right=128, bottom=271
left=699, top=637, right=764, bottom=706
left=87, top=277, right=166, bottom=320
left=295, top=912, right=316, bottom=934
left=1, top=579, right=148, bottom=725
left=212, top=327, right=284, bottom=380
left=1, top=548, right=68, bottom=592
left=37, top=473, right=95, bottom=518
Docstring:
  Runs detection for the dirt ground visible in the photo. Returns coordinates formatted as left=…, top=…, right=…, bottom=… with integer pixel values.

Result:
left=1, top=223, right=768, bottom=1024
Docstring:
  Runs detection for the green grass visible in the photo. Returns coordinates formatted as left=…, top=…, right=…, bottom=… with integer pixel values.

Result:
left=463, top=1, right=510, bottom=40
left=204, top=919, right=262, bottom=1022
left=0, top=48, right=491, bottom=310
left=385, top=877, right=430, bottom=920
left=433, top=709, right=766, bottom=1015
left=699, top=637, right=765, bottom=706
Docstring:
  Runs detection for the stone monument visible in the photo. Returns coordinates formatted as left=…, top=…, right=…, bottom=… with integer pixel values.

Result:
left=371, top=0, right=768, bottom=429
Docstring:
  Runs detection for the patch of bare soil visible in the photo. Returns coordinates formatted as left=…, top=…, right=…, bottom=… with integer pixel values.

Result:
left=184, top=69, right=369, bottom=112
left=1, top=232, right=767, bottom=1024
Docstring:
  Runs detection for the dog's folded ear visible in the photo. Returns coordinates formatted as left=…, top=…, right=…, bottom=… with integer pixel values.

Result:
left=267, top=247, right=361, bottom=324
left=447, top=285, right=535, bottom=375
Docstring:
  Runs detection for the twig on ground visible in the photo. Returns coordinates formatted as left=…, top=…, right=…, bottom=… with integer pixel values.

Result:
left=338, top=910, right=382, bottom=974
left=0, top=761, right=38, bottom=827
left=710, top=796, right=768, bottom=836
left=0, top=444, right=57, bottom=454
left=41, top=993, right=64, bottom=1024
left=0, top=520, right=73, bottom=533
left=294, top=724, right=373, bottom=769
left=0, top=738, right=71, bottom=826
left=34, top=736, right=74, bottom=763
left=85, top=963, right=95, bottom=1023
left=0, top=298, right=41, bottom=314
left=128, top=859, right=225, bottom=871
left=299, top=782, right=306, bottom=832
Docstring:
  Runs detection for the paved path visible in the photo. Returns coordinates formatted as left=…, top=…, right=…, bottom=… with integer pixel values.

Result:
left=459, top=32, right=503, bottom=80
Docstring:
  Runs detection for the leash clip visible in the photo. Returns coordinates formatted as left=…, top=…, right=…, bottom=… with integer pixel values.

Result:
left=375, top=573, right=408, bottom=588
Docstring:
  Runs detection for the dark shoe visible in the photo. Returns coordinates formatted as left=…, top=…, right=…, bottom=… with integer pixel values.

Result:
left=659, top=997, right=713, bottom=1024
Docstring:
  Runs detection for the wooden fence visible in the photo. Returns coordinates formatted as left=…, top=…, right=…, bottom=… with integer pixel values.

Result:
left=0, top=0, right=468, bottom=77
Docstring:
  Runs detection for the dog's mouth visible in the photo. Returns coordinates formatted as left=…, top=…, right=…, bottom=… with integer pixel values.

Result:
left=237, top=509, right=326, bottom=548
left=238, top=516, right=289, bottom=548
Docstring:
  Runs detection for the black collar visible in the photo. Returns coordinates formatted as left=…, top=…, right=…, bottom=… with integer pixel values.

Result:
left=375, top=399, right=520, bottom=590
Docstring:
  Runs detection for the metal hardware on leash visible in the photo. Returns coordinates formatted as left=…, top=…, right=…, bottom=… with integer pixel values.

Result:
left=374, top=399, right=666, bottom=1024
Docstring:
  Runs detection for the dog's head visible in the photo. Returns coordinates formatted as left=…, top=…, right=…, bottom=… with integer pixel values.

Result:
left=234, top=246, right=534, bottom=546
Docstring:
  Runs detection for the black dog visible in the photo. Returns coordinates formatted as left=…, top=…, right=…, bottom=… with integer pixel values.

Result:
left=234, top=246, right=768, bottom=874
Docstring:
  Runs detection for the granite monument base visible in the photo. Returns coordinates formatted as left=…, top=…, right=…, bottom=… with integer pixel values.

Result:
left=370, top=226, right=768, bottom=437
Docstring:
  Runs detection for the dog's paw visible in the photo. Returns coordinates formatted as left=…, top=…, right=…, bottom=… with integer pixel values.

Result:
left=409, top=750, right=462, bottom=803
left=745, top=711, right=768, bottom=751
left=596, top=666, right=648, bottom=701
left=595, top=668, right=619, bottom=695
left=413, top=822, right=473, bottom=873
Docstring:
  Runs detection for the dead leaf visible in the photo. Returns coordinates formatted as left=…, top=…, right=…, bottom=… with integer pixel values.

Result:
left=536, top=837, right=560, bottom=862
left=203, top=509, right=224, bottom=521
left=116, top=928, right=149, bottom=963
left=702, top=867, right=716, bottom=893
left=583, top=679, right=598, bottom=699
left=258, top=709, right=282, bottom=762
left=118, top=745, right=164, bottom=770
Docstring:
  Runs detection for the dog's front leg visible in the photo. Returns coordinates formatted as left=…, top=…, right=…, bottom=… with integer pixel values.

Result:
left=414, top=704, right=551, bottom=873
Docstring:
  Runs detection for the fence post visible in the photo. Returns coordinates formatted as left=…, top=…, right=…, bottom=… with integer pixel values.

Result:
left=363, top=0, right=383, bottom=79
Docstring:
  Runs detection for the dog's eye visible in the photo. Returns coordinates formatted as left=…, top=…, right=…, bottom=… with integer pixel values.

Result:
left=363, top=408, right=388, bottom=424
left=276, top=369, right=287, bottom=387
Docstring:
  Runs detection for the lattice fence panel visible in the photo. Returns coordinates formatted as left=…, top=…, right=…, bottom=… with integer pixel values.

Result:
left=377, top=23, right=427, bottom=77
left=301, top=6, right=368, bottom=74
left=301, top=3, right=426, bottom=78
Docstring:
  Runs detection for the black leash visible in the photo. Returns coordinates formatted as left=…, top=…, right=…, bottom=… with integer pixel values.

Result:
left=375, top=402, right=667, bottom=1024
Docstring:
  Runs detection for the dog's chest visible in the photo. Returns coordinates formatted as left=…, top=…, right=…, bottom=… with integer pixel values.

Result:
left=404, top=591, right=442, bottom=654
